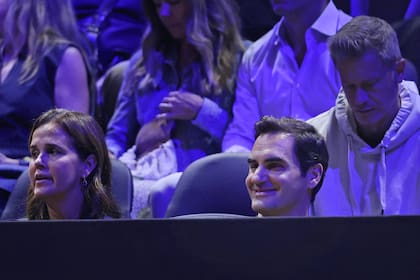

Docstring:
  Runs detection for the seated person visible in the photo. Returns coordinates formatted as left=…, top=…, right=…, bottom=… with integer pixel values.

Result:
left=149, top=0, right=350, bottom=218
left=246, top=116, right=328, bottom=217
left=27, top=109, right=121, bottom=220
left=0, top=0, right=93, bottom=213
left=222, top=0, right=351, bottom=153
left=308, top=16, right=420, bottom=216
left=106, top=0, right=244, bottom=218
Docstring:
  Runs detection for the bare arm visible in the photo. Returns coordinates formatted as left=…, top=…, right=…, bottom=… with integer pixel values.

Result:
left=54, top=46, right=90, bottom=113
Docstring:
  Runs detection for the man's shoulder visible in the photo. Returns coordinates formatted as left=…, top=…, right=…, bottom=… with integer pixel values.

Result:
left=307, top=107, right=336, bottom=126
left=242, top=25, right=278, bottom=59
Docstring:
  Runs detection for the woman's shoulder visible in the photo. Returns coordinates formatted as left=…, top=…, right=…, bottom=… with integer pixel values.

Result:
left=44, top=42, right=78, bottom=65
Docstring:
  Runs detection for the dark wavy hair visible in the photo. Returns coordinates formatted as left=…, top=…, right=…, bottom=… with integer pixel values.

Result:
left=27, top=109, right=121, bottom=219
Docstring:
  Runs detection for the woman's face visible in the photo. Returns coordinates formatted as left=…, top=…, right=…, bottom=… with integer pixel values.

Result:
left=153, top=0, right=190, bottom=40
left=29, top=123, right=91, bottom=203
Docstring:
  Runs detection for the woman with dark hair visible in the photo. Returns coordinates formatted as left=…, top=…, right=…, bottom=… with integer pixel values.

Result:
left=105, top=0, right=244, bottom=217
left=27, top=109, right=120, bottom=219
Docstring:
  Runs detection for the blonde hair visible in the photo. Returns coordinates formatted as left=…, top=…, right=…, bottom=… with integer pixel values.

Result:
left=125, top=0, right=244, bottom=96
left=1, top=0, right=90, bottom=83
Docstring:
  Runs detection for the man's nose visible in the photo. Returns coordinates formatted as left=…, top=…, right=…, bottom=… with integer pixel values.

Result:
left=353, top=88, right=369, bottom=106
left=251, top=166, right=268, bottom=184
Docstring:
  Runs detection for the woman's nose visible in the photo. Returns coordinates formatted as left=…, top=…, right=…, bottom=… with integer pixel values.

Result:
left=33, top=153, right=46, bottom=168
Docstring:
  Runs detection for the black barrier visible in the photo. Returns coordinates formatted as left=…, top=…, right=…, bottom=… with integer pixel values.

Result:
left=0, top=216, right=419, bottom=279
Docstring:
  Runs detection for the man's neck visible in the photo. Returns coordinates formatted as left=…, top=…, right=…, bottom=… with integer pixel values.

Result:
left=356, top=116, right=398, bottom=148
left=355, top=97, right=401, bottom=148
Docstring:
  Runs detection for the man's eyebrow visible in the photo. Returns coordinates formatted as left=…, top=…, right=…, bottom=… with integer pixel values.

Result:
left=264, top=157, right=286, bottom=164
left=247, top=157, right=285, bottom=164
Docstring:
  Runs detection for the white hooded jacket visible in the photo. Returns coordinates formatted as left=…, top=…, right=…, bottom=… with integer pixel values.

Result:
left=308, top=81, right=420, bottom=216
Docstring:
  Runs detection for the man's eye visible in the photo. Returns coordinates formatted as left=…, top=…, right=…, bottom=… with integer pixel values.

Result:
left=248, top=162, right=258, bottom=170
left=362, top=82, right=375, bottom=90
left=266, top=163, right=286, bottom=171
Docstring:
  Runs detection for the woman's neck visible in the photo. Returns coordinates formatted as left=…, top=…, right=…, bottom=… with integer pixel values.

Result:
left=46, top=192, right=84, bottom=220
left=178, top=41, right=198, bottom=69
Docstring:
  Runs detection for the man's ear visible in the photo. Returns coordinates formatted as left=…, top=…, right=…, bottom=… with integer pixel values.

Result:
left=395, top=58, right=406, bottom=83
left=306, top=163, right=323, bottom=189
left=83, top=154, right=97, bottom=178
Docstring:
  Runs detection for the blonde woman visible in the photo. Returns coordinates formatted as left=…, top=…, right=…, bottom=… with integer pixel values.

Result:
left=0, top=0, right=94, bottom=211
left=106, top=0, right=244, bottom=217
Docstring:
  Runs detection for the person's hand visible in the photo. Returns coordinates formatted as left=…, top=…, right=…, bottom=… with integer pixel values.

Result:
left=135, top=118, right=174, bottom=158
left=0, top=152, right=19, bottom=165
left=157, top=91, right=204, bottom=121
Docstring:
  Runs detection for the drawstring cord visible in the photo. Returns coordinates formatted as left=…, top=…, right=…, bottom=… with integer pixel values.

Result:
left=378, top=142, right=389, bottom=215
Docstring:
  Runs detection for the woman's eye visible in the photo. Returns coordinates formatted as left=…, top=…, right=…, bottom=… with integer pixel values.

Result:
left=47, top=147, right=60, bottom=156
left=30, top=150, right=39, bottom=159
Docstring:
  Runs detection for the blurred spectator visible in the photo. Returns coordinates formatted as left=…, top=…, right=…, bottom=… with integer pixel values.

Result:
left=308, top=16, right=420, bottom=215
left=72, top=0, right=147, bottom=77
left=105, top=0, right=244, bottom=217
left=0, top=0, right=93, bottom=214
left=222, top=0, right=351, bottom=153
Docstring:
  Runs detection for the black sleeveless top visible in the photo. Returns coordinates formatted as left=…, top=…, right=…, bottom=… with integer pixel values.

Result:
left=0, top=43, right=74, bottom=158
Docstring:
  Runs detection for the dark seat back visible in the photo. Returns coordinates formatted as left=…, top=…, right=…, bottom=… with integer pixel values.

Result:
left=165, top=152, right=256, bottom=217
left=1, top=159, right=133, bottom=219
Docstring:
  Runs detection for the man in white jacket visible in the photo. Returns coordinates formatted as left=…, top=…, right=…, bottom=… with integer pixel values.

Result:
left=308, top=15, right=420, bottom=216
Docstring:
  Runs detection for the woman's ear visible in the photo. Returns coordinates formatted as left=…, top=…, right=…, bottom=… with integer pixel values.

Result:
left=83, top=154, right=97, bottom=178
left=306, top=163, right=323, bottom=189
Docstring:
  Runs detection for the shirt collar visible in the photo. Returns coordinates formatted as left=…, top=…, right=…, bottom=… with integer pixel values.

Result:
left=312, top=1, right=342, bottom=37
left=273, top=1, right=342, bottom=44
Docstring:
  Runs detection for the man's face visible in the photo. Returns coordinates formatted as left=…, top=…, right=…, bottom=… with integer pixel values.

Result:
left=337, top=50, right=403, bottom=132
left=246, top=133, right=313, bottom=216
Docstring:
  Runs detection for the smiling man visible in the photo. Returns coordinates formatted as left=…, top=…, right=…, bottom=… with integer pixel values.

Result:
left=308, top=16, right=420, bottom=216
left=246, top=116, right=329, bottom=217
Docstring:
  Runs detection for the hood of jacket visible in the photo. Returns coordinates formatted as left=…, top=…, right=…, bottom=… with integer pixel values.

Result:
left=335, top=80, right=420, bottom=155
